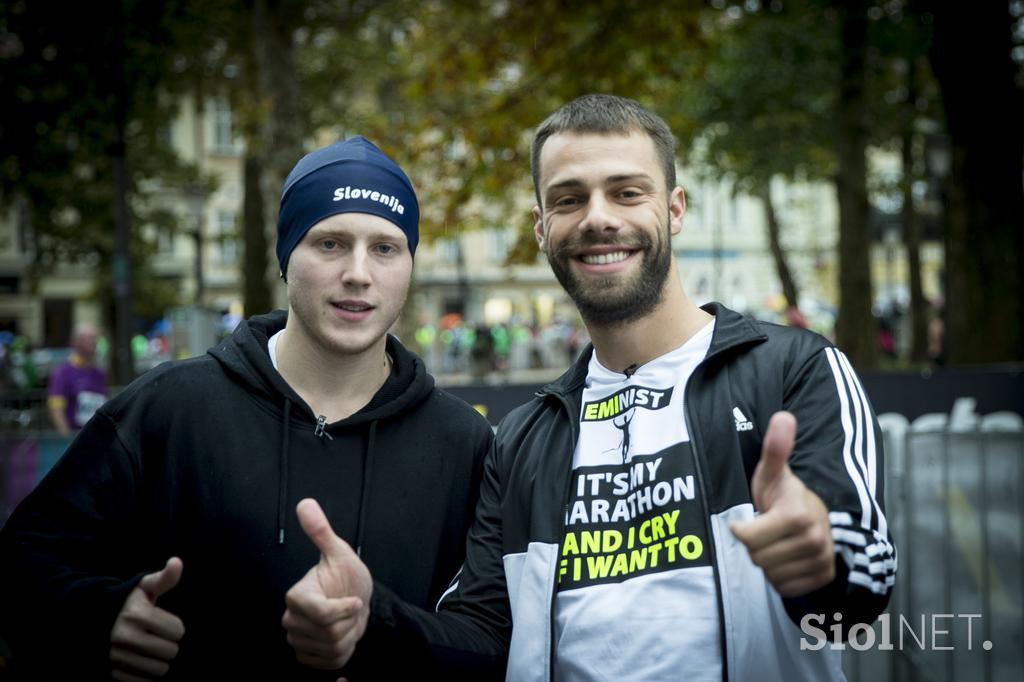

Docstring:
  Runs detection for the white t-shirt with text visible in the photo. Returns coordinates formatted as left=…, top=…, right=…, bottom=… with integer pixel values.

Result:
left=553, top=320, right=720, bottom=681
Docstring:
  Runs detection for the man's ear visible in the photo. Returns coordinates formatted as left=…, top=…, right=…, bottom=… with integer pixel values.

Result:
left=669, top=186, right=686, bottom=236
left=533, top=205, right=545, bottom=249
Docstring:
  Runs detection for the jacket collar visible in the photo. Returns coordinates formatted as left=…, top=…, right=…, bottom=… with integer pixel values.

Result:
left=700, top=302, right=769, bottom=359
left=540, top=302, right=767, bottom=399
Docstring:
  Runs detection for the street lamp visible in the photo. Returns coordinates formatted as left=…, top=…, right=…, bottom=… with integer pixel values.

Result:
left=183, top=184, right=208, bottom=306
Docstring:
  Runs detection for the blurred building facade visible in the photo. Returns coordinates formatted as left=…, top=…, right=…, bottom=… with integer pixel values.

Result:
left=0, top=94, right=246, bottom=347
left=150, top=94, right=247, bottom=319
left=0, top=99, right=945, bottom=357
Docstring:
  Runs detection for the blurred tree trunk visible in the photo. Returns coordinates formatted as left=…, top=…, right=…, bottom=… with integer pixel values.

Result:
left=833, top=0, right=877, bottom=368
left=239, top=0, right=306, bottom=315
left=901, top=63, right=928, bottom=363
left=242, top=153, right=272, bottom=316
left=256, top=0, right=304, bottom=296
left=901, top=131, right=927, bottom=363
left=929, top=2, right=1024, bottom=363
left=758, top=182, right=800, bottom=310
left=110, top=1, right=135, bottom=385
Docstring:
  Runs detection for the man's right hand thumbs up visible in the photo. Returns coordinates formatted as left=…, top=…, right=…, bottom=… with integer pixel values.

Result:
left=283, top=498, right=372, bottom=671
left=110, top=557, right=185, bottom=680
left=730, top=412, right=835, bottom=597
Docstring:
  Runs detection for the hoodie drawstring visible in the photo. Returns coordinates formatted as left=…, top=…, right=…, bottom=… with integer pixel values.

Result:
left=277, top=408, right=378, bottom=553
left=277, top=398, right=292, bottom=544
left=354, top=419, right=379, bottom=557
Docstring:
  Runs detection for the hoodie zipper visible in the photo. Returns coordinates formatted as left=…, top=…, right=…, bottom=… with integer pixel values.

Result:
left=313, top=414, right=334, bottom=440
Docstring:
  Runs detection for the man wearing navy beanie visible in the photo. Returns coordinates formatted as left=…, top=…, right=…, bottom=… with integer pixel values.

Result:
left=0, top=137, right=495, bottom=679
left=276, top=135, right=420, bottom=278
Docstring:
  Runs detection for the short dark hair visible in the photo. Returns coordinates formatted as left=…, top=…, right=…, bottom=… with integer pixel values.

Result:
left=530, top=94, right=678, bottom=208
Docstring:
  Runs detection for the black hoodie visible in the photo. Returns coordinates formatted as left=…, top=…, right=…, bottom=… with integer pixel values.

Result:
left=0, top=310, right=493, bottom=679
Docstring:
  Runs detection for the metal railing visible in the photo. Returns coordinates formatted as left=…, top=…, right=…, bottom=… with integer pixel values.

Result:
left=844, top=421, right=1024, bottom=682
left=0, top=389, right=50, bottom=431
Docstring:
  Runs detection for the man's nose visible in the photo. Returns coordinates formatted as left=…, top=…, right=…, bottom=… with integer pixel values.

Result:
left=577, top=193, right=622, bottom=234
left=341, top=248, right=372, bottom=286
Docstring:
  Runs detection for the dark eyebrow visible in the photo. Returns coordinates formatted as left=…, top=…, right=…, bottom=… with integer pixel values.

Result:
left=544, top=179, right=586, bottom=195
left=606, top=173, right=656, bottom=186
left=306, top=228, right=346, bottom=240
left=545, top=174, right=656, bottom=196
left=307, top=227, right=402, bottom=242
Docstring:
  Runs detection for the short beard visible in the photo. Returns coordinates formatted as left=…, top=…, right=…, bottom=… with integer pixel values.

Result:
left=546, top=223, right=672, bottom=327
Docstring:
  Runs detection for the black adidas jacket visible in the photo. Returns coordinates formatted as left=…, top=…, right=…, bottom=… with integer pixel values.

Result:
left=370, top=303, right=895, bottom=680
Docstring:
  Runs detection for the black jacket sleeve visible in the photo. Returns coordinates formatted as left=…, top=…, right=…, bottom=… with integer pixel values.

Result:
left=0, top=411, right=147, bottom=676
left=780, top=345, right=896, bottom=631
left=341, top=434, right=512, bottom=679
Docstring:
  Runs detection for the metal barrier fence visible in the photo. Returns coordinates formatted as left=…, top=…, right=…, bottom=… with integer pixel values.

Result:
left=2, top=421, right=1022, bottom=680
left=0, top=389, right=50, bottom=432
left=843, top=419, right=1024, bottom=681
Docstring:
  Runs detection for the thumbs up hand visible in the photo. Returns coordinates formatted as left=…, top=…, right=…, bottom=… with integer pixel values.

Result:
left=110, top=557, right=185, bottom=680
left=730, top=412, right=835, bottom=597
left=283, top=498, right=372, bottom=671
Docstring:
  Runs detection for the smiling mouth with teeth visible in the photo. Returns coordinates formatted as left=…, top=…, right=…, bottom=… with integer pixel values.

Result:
left=580, top=251, right=631, bottom=265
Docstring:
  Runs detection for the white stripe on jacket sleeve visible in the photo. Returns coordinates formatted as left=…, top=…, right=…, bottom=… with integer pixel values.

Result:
left=824, top=348, right=873, bottom=531
left=833, top=348, right=889, bottom=539
left=823, top=348, right=896, bottom=595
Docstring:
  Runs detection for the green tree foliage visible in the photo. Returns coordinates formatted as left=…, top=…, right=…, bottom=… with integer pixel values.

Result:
left=171, top=0, right=375, bottom=314
left=685, top=1, right=838, bottom=319
left=681, top=0, right=943, bottom=367
left=865, top=4, right=942, bottom=364
left=0, top=0, right=206, bottom=364
left=688, top=2, right=837, bottom=188
left=304, top=0, right=708, bottom=248
left=928, top=0, right=1024, bottom=363
left=3, top=0, right=1016, bottom=367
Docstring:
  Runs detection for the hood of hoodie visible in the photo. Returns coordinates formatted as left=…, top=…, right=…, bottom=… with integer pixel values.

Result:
left=207, top=309, right=438, bottom=547
left=207, top=309, right=435, bottom=428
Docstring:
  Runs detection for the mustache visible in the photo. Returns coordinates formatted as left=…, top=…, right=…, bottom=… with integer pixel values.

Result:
left=551, top=232, right=652, bottom=257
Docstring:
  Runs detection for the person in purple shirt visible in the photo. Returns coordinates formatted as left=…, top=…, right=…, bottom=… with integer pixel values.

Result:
left=47, top=323, right=107, bottom=436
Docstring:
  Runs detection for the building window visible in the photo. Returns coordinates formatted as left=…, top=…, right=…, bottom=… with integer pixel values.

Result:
left=43, top=298, right=73, bottom=348
left=0, top=276, right=19, bottom=294
left=157, top=226, right=175, bottom=254
left=157, top=124, right=173, bottom=148
left=209, top=97, right=239, bottom=155
left=214, top=210, right=238, bottom=265
left=437, top=237, right=459, bottom=265
left=488, top=228, right=510, bottom=263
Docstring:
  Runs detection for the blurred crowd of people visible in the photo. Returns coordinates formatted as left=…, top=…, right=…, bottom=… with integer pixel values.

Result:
left=0, top=325, right=169, bottom=431
left=410, top=316, right=589, bottom=380
left=1, top=296, right=947, bottom=430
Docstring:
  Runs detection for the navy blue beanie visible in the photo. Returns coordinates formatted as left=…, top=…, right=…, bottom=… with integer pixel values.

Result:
left=276, top=136, right=419, bottom=277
